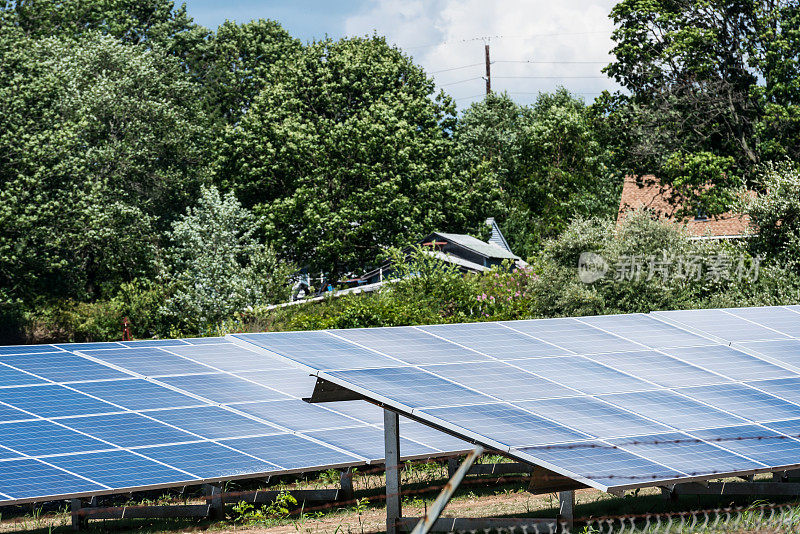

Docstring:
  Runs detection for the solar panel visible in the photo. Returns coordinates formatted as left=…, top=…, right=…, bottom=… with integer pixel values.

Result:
left=0, top=338, right=469, bottom=506
left=232, top=306, right=800, bottom=492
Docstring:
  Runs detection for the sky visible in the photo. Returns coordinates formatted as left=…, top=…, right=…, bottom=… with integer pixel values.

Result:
left=182, top=0, right=623, bottom=108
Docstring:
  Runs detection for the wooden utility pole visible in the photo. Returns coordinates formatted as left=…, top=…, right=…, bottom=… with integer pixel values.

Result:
left=484, top=44, right=491, bottom=94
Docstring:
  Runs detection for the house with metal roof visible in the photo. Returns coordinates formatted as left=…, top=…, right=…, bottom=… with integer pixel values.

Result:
left=353, top=218, right=526, bottom=286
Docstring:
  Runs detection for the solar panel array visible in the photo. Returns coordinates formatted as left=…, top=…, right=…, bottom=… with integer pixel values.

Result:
left=234, top=305, right=800, bottom=492
left=0, top=338, right=467, bottom=505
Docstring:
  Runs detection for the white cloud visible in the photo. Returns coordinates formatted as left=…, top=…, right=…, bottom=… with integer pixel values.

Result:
left=344, top=0, right=622, bottom=108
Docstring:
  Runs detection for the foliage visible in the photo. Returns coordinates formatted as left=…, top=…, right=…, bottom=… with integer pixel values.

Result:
left=161, top=186, right=293, bottom=335
left=744, top=162, right=800, bottom=273
left=0, top=32, right=210, bottom=305
left=452, top=90, right=619, bottom=258
left=604, top=0, right=800, bottom=213
left=216, top=35, right=462, bottom=277
left=232, top=491, right=297, bottom=525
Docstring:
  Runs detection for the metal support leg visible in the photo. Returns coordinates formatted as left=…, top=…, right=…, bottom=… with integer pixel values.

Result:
left=71, top=499, right=83, bottom=531
left=447, top=458, right=458, bottom=478
left=384, top=409, right=401, bottom=534
left=204, top=484, right=224, bottom=520
left=339, top=467, right=354, bottom=502
left=559, top=490, right=574, bottom=532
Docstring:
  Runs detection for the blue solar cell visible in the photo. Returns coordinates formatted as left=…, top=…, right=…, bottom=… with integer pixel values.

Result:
left=167, top=344, right=291, bottom=373
left=80, top=348, right=212, bottom=377
left=692, top=425, right=800, bottom=468
left=396, top=420, right=472, bottom=452
left=232, top=400, right=361, bottom=432
left=54, top=342, right=124, bottom=351
left=334, top=326, right=491, bottom=365
left=148, top=406, right=284, bottom=439
left=585, top=350, right=732, bottom=388
left=234, top=369, right=317, bottom=398
left=0, top=345, right=61, bottom=355
left=180, top=337, right=230, bottom=345
left=419, top=322, right=571, bottom=359
left=70, top=379, right=204, bottom=411
left=501, top=318, right=644, bottom=354
left=0, top=445, right=23, bottom=460
left=724, top=307, right=800, bottom=338
left=679, top=384, right=800, bottom=422
left=141, top=441, right=279, bottom=478
left=600, top=390, right=749, bottom=430
left=609, top=432, right=763, bottom=476
left=747, top=377, right=800, bottom=404
left=159, top=374, right=292, bottom=404
left=322, top=400, right=384, bottom=425
left=0, top=385, right=119, bottom=418
left=421, top=403, right=591, bottom=447
left=306, top=426, right=438, bottom=461
left=661, top=345, right=796, bottom=381
left=120, top=339, right=190, bottom=348
left=0, top=404, right=31, bottom=423
left=517, top=441, right=684, bottom=488
left=0, top=353, right=130, bottom=383
left=420, top=361, right=576, bottom=401
left=654, top=309, right=787, bottom=342
left=48, top=450, right=190, bottom=488
left=763, top=419, right=800, bottom=440
left=577, top=314, right=714, bottom=349
left=510, top=356, right=658, bottom=395
left=0, top=420, right=112, bottom=456
left=0, top=459, right=106, bottom=498
left=221, top=434, right=361, bottom=469
left=0, top=363, right=49, bottom=387
left=233, top=331, right=401, bottom=370
left=740, top=340, right=800, bottom=369
left=517, top=397, right=672, bottom=439
left=325, top=367, right=496, bottom=409
left=62, top=413, right=198, bottom=448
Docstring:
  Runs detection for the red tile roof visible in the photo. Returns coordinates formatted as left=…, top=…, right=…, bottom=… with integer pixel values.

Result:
left=617, top=175, right=752, bottom=238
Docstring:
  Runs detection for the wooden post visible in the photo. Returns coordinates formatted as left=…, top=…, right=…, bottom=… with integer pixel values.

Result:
left=484, top=44, right=491, bottom=94
left=339, top=467, right=354, bottom=502
left=447, top=458, right=458, bottom=478
left=384, top=409, right=401, bottom=534
left=204, top=484, right=224, bottom=520
left=71, top=499, right=83, bottom=531
left=558, top=490, right=574, bottom=531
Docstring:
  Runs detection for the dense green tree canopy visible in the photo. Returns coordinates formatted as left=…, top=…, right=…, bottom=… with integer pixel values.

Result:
left=604, top=0, right=800, bottom=215
left=217, top=35, right=464, bottom=276
left=0, top=33, right=210, bottom=304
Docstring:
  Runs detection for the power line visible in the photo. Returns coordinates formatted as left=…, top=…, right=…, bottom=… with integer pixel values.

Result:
left=494, top=75, right=608, bottom=79
left=405, top=31, right=610, bottom=51
left=493, top=60, right=609, bottom=64
left=430, top=63, right=483, bottom=74
left=439, top=77, right=483, bottom=87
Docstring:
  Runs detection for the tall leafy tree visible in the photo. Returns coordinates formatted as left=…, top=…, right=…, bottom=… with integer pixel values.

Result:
left=604, top=0, right=800, bottom=215
left=217, top=35, right=463, bottom=276
left=452, top=90, right=617, bottom=257
left=200, top=19, right=301, bottom=125
left=0, top=33, right=210, bottom=304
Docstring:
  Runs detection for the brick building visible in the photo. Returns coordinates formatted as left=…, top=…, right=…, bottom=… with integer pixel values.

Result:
left=617, top=175, right=752, bottom=239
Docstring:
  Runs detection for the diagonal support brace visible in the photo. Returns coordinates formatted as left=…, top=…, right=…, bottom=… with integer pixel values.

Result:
left=409, top=445, right=484, bottom=534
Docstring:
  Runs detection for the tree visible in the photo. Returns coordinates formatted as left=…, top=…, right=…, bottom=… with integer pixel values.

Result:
left=200, top=19, right=301, bottom=125
left=0, top=0, right=206, bottom=55
left=744, top=162, right=800, bottom=272
left=452, top=90, right=617, bottom=258
left=216, top=35, right=462, bottom=277
left=604, top=0, right=800, bottom=215
left=0, top=33, right=210, bottom=304
left=162, top=186, right=292, bottom=333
